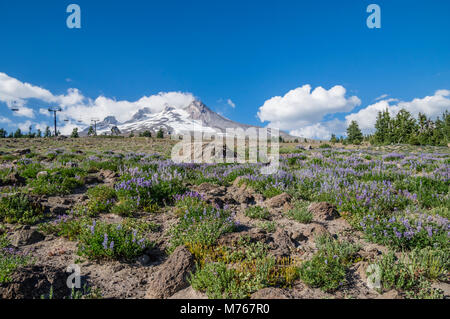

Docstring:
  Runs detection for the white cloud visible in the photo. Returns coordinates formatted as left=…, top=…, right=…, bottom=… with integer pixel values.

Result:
left=18, top=120, right=33, bottom=132
left=345, top=100, right=391, bottom=131
left=346, top=90, right=450, bottom=132
left=227, top=99, right=235, bottom=108
left=290, top=119, right=346, bottom=140
left=12, top=106, right=35, bottom=118
left=61, top=92, right=195, bottom=124
left=59, top=122, right=80, bottom=136
left=0, top=116, right=11, bottom=124
left=0, top=72, right=196, bottom=129
left=374, top=94, right=388, bottom=101
left=39, top=108, right=50, bottom=116
left=257, top=84, right=361, bottom=131
left=0, top=72, right=55, bottom=109
left=259, top=84, right=449, bottom=139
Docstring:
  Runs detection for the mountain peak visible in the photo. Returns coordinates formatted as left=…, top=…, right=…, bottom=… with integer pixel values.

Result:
left=102, top=116, right=118, bottom=125
left=81, top=100, right=290, bottom=137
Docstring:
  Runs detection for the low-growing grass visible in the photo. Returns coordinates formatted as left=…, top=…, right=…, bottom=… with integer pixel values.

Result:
left=286, top=202, right=313, bottom=223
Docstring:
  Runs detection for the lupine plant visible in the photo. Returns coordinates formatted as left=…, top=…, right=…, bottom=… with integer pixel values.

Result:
left=77, top=220, right=153, bottom=261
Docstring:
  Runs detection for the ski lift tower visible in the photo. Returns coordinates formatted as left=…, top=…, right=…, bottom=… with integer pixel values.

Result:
left=91, top=118, right=100, bottom=136
left=48, top=106, right=62, bottom=136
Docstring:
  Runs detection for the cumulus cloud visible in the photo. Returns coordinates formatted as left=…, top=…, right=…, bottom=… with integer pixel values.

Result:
left=0, top=72, right=55, bottom=108
left=346, top=90, right=450, bottom=132
left=290, top=119, right=347, bottom=140
left=13, top=106, right=35, bottom=118
left=17, top=121, right=49, bottom=133
left=257, top=84, right=361, bottom=131
left=61, top=92, right=195, bottom=124
left=18, top=120, right=33, bottom=132
left=0, top=72, right=196, bottom=129
left=259, top=84, right=449, bottom=139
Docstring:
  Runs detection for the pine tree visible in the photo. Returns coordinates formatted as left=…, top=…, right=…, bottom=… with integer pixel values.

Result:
left=442, top=110, right=450, bottom=144
left=157, top=128, right=164, bottom=138
left=44, top=126, right=52, bottom=138
left=87, top=126, right=95, bottom=136
left=392, top=109, right=417, bottom=144
left=0, top=128, right=6, bottom=138
left=14, top=128, right=23, bottom=138
left=329, top=134, right=338, bottom=144
left=374, top=109, right=392, bottom=144
left=36, top=129, right=42, bottom=138
left=111, top=126, right=121, bottom=136
left=71, top=128, right=79, bottom=138
left=346, top=120, right=363, bottom=145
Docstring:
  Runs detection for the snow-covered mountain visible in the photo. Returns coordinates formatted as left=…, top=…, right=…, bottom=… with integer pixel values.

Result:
left=81, top=99, right=289, bottom=137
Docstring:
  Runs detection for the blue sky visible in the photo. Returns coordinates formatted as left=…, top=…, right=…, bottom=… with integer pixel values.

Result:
left=0, top=0, right=449, bottom=138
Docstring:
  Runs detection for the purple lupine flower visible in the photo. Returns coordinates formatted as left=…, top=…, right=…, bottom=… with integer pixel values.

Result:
left=102, top=233, right=108, bottom=249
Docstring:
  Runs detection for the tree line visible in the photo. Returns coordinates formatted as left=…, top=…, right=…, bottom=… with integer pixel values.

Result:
left=0, top=126, right=54, bottom=138
left=330, top=109, right=449, bottom=146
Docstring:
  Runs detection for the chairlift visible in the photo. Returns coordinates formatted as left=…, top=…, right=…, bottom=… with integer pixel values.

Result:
left=10, top=101, right=19, bottom=112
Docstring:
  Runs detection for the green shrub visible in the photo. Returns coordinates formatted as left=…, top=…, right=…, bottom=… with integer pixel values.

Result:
left=17, top=162, right=43, bottom=179
left=110, top=199, right=137, bottom=217
left=0, top=235, right=31, bottom=283
left=115, top=172, right=186, bottom=211
left=298, top=235, right=360, bottom=292
left=361, top=213, right=449, bottom=250
left=28, top=168, right=84, bottom=196
left=286, top=202, right=313, bottom=223
left=0, top=193, right=45, bottom=224
left=258, top=221, right=277, bottom=233
left=372, top=248, right=449, bottom=295
left=86, top=185, right=117, bottom=216
left=39, top=215, right=92, bottom=241
left=168, top=205, right=236, bottom=253
left=189, top=238, right=298, bottom=299
left=77, top=220, right=153, bottom=261
left=244, top=206, right=270, bottom=220
left=173, top=191, right=208, bottom=217
left=190, top=261, right=262, bottom=299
